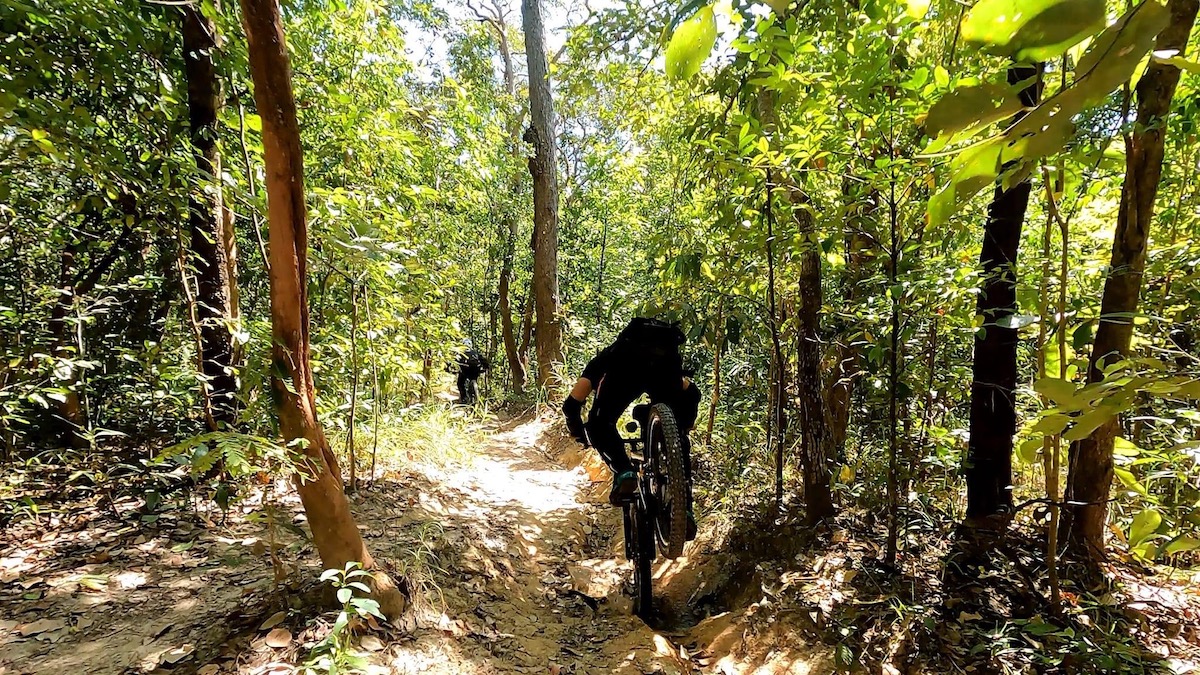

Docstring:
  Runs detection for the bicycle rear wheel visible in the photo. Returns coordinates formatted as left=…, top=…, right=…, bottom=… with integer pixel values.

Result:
left=649, top=403, right=688, bottom=559
left=629, top=503, right=653, bottom=618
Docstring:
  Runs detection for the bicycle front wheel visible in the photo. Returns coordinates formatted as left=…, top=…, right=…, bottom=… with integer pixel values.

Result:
left=649, top=403, right=688, bottom=559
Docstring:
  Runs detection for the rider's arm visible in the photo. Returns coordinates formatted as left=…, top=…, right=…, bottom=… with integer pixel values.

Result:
left=563, top=348, right=610, bottom=445
left=562, top=377, right=592, bottom=444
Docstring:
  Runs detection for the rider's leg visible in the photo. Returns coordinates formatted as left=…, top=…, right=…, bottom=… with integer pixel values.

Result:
left=456, top=371, right=469, bottom=403
left=585, top=378, right=642, bottom=504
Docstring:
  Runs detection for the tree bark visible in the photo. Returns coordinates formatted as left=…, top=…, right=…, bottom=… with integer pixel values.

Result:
left=240, top=0, right=404, bottom=617
left=704, top=302, right=724, bottom=447
left=1063, top=0, right=1199, bottom=558
left=183, top=3, right=240, bottom=430
left=963, top=64, right=1043, bottom=528
left=756, top=29, right=834, bottom=522
left=488, top=9, right=527, bottom=393
left=521, top=0, right=564, bottom=390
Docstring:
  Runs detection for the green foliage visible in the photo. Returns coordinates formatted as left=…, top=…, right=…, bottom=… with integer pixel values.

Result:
left=304, top=562, right=384, bottom=675
left=961, top=0, right=1104, bottom=61
left=665, top=4, right=718, bottom=81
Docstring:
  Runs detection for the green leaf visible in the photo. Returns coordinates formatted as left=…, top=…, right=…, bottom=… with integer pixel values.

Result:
left=1113, top=436, right=1142, bottom=456
left=1034, top=377, right=1077, bottom=405
left=906, top=0, right=930, bottom=19
left=1018, top=437, right=1043, bottom=463
left=665, top=5, right=718, bottom=81
left=1031, top=412, right=1070, bottom=435
left=1062, top=405, right=1116, bottom=441
left=1114, top=466, right=1149, bottom=496
left=925, top=82, right=1025, bottom=140
left=1165, top=536, right=1200, bottom=555
left=765, top=0, right=790, bottom=15
left=1074, top=0, right=1170, bottom=99
left=961, top=0, right=1105, bottom=61
left=337, top=587, right=353, bottom=604
left=1071, top=321, right=1094, bottom=351
left=1128, top=508, right=1162, bottom=547
left=1153, top=51, right=1200, bottom=74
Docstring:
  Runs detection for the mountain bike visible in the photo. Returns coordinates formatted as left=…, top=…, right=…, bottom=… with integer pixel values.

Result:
left=619, top=402, right=690, bottom=618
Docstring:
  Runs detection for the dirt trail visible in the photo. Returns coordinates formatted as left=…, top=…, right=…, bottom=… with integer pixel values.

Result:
left=363, top=411, right=832, bottom=675
left=366, top=412, right=687, bottom=674
left=0, top=410, right=831, bottom=674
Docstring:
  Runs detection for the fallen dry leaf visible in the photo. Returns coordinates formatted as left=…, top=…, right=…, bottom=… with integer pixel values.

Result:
left=198, top=665, right=219, bottom=675
left=360, top=635, right=385, bottom=652
left=161, top=643, right=195, bottom=664
left=259, top=611, right=287, bottom=631
left=19, top=618, right=65, bottom=637
left=264, top=628, right=292, bottom=648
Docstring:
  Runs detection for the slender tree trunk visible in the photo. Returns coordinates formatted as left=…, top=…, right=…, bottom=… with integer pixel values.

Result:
left=183, top=3, right=240, bottom=430
left=963, top=64, right=1043, bottom=530
left=825, top=189, right=875, bottom=460
left=519, top=283, right=534, bottom=365
left=704, top=302, right=724, bottom=447
left=47, top=219, right=131, bottom=445
left=764, top=171, right=788, bottom=513
left=521, top=0, right=564, bottom=390
left=240, top=0, right=404, bottom=617
left=758, top=50, right=834, bottom=523
left=490, top=13, right=527, bottom=393
left=1064, top=0, right=1199, bottom=559
left=346, top=283, right=359, bottom=493
left=48, top=245, right=84, bottom=443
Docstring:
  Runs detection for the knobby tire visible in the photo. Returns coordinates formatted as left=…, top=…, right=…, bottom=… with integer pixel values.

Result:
left=650, top=403, right=688, bottom=560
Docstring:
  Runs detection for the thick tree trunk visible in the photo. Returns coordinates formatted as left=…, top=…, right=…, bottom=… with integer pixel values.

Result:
left=183, top=4, right=240, bottom=430
left=1064, top=0, right=1199, bottom=558
left=963, top=64, right=1042, bottom=528
left=240, top=0, right=404, bottom=617
left=521, top=0, right=564, bottom=390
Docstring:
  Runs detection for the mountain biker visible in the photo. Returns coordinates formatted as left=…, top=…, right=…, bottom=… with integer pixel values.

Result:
left=561, top=317, right=700, bottom=537
left=448, top=347, right=489, bottom=405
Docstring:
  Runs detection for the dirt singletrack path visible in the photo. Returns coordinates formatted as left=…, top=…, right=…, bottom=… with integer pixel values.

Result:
left=364, top=411, right=699, bottom=675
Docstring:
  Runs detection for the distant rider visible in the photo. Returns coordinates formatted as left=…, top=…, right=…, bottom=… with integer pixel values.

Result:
left=449, top=347, right=489, bottom=405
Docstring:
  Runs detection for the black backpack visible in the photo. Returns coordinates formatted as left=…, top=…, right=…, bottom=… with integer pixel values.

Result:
left=613, top=317, right=685, bottom=367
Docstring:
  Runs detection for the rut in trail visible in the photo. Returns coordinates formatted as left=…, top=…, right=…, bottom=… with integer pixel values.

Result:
left=364, top=411, right=682, bottom=675
left=356, top=410, right=833, bottom=675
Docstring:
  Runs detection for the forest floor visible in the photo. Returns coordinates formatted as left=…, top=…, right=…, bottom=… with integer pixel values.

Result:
left=3, top=408, right=1199, bottom=674
left=0, top=410, right=831, bottom=675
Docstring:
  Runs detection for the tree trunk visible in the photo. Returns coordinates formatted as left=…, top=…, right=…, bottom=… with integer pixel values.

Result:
left=183, top=3, right=240, bottom=430
left=1063, top=0, right=1199, bottom=559
left=757, top=38, right=834, bottom=522
left=521, top=0, right=564, bottom=390
left=240, top=0, right=404, bottom=618
left=704, top=302, right=724, bottom=447
left=963, top=63, right=1043, bottom=529
left=346, top=283, right=359, bottom=493
left=487, top=9, right=528, bottom=393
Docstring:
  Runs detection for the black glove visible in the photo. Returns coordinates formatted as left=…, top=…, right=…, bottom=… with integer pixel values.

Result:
left=562, top=395, right=588, bottom=446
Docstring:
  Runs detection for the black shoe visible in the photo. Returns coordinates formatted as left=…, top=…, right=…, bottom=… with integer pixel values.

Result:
left=609, top=471, right=637, bottom=506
